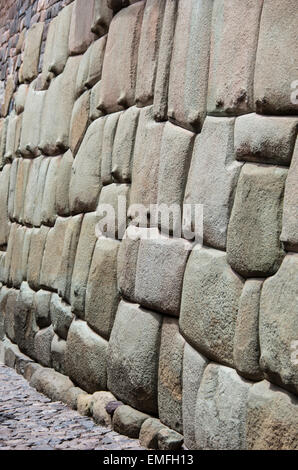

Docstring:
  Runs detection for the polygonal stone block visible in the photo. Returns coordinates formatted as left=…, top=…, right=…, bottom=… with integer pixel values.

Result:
left=27, top=226, right=50, bottom=291
left=281, top=139, right=298, bottom=251
left=91, top=1, right=112, bottom=36
left=69, top=90, right=90, bottom=156
left=0, top=164, right=11, bottom=247
left=101, top=112, right=122, bottom=185
left=50, top=3, right=73, bottom=75
left=50, top=293, right=74, bottom=341
left=55, top=150, right=74, bottom=217
left=22, top=22, right=44, bottom=83
left=69, top=0, right=96, bottom=55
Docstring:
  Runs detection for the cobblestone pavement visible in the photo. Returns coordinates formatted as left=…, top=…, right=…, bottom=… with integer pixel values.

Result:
left=0, top=364, right=144, bottom=450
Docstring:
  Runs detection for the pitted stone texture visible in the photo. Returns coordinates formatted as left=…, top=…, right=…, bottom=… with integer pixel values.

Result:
left=195, top=364, right=251, bottom=450
left=157, top=428, right=183, bottom=451
left=51, top=334, right=67, bottom=375
left=101, top=112, right=122, bottom=185
left=158, top=317, right=184, bottom=434
left=259, top=254, right=298, bottom=395
left=254, top=0, right=298, bottom=115
left=30, top=367, right=74, bottom=403
left=69, top=117, right=105, bottom=214
left=135, top=234, right=191, bottom=317
left=22, top=22, right=44, bottom=83
left=99, top=2, right=145, bottom=113
left=107, top=300, right=162, bottom=414
left=168, top=0, right=213, bottom=132
left=3, top=224, right=17, bottom=286
left=139, top=418, right=167, bottom=449
left=65, top=319, right=108, bottom=394
left=184, top=117, right=242, bottom=251
left=34, top=326, right=55, bottom=368
left=207, top=0, right=262, bottom=116
left=227, top=163, right=287, bottom=277
left=135, top=0, right=165, bottom=107
left=50, top=3, right=73, bottom=75
left=91, top=1, right=113, bottom=37
left=0, top=164, right=11, bottom=247
left=34, top=290, right=52, bottom=329
left=112, top=106, right=140, bottom=183
left=246, top=380, right=298, bottom=450
left=233, top=279, right=264, bottom=381
left=69, top=91, right=90, bottom=156
left=70, top=212, right=99, bottom=318
left=40, top=56, right=81, bottom=155
left=69, top=0, right=96, bottom=56
left=55, top=150, right=74, bottom=217
left=4, top=288, right=18, bottom=343
left=117, top=227, right=141, bottom=302
left=97, top=183, right=130, bottom=239
left=90, top=391, right=115, bottom=426
left=153, top=0, right=177, bottom=121
left=15, top=282, right=38, bottom=359
left=157, top=122, right=194, bottom=234
left=182, top=344, right=208, bottom=450
left=9, top=225, right=26, bottom=288
left=235, top=114, right=298, bottom=166
left=180, top=247, right=244, bottom=367
left=27, top=226, right=50, bottom=291
left=281, top=139, right=298, bottom=251
left=85, top=237, right=120, bottom=340
left=50, top=294, right=74, bottom=341
left=113, top=405, right=149, bottom=438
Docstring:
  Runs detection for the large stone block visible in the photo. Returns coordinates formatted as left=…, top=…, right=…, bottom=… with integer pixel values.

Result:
left=69, top=117, right=105, bottom=214
left=101, top=112, right=122, bottom=185
left=76, top=46, right=92, bottom=98
left=117, top=226, right=141, bottom=302
left=30, top=367, right=74, bottom=403
left=86, top=36, right=106, bottom=88
left=182, top=343, right=209, bottom=450
left=7, top=158, right=18, bottom=221
left=14, top=84, right=28, bottom=115
left=49, top=3, right=73, bottom=75
left=184, top=117, right=242, bottom=250
left=0, top=118, right=8, bottom=168
left=14, top=282, right=39, bottom=359
left=281, top=139, right=298, bottom=251
left=235, top=114, right=298, bottom=166
left=39, top=56, right=81, bottom=155
left=40, top=156, right=61, bottom=226
left=99, top=2, right=145, bottom=113
left=135, top=234, right=191, bottom=316
left=34, top=289, right=52, bottom=329
left=70, top=212, right=99, bottom=318
left=32, top=157, right=50, bottom=227
left=91, top=0, right=113, bottom=36
left=107, top=300, right=162, bottom=414
left=180, top=247, right=244, bottom=367
left=55, top=150, right=73, bottom=217
left=22, top=22, right=44, bottom=82
left=233, top=279, right=264, bottom=381
left=50, top=293, right=74, bottom=341
left=207, top=0, right=263, bottom=116
left=3, top=224, right=17, bottom=285
left=168, top=0, right=213, bottom=132
left=23, top=157, right=42, bottom=226
left=89, top=81, right=103, bottom=121
left=65, top=319, right=108, bottom=393
left=8, top=224, right=26, bottom=288
left=97, top=183, right=130, bottom=239
left=135, top=0, right=165, bottom=107
left=4, top=111, right=22, bottom=160
left=254, top=0, right=298, bottom=115
left=34, top=326, right=54, bottom=368
left=27, top=226, right=50, bottom=291
left=246, top=380, right=298, bottom=450
left=2, top=76, right=14, bottom=118
left=51, top=334, right=67, bottom=374
left=259, top=254, right=298, bottom=395
left=69, top=91, right=90, bottom=156
left=38, top=17, right=57, bottom=90
left=227, top=163, right=287, bottom=277
left=0, top=164, right=11, bottom=247
left=13, top=158, right=31, bottom=224
left=69, top=0, right=96, bottom=55
left=195, top=364, right=251, bottom=450
left=4, top=288, right=18, bottom=343
left=158, top=317, right=184, bottom=434
left=85, top=237, right=120, bottom=340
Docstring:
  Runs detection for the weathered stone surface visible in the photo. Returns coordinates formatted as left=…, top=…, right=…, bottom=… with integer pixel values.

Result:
left=182, top=343, right=209, bottom=450
left=77, top=393, right=92, bottom=416
left=31, top=158, right=50, bottom=227
left=180, top=247, right=244, bottom=367
left=39, top=56, right=81, bottom=155
left=157, top=122, right=194, bottom=234
left=91, top=0, right=113, bottom=36
left=19, top=80, right=46, bottom=157
left=254, top=0, right=298, bottom=115
left=234, top=279, right=264, bottom=381
left=27, top=226, right=50, bottom=291
left=9, top=224, right=26, bottom=288
left=0, top=164, right=11, bottom=246
left=281, top=139, right=298, bottom=251
left=14, top=84, right=28, bottom=114
left=0, top=118, right=9, bottom=168
left=99, top=2, right=145, bottom=113
left=157, top=428, right=184, bottom=451
left=55, top=150, right=73, bottom=217
left=112, top=106, right=140, bottom=183
left=139, top=418, right=167, bottom=449
left=90, top=391, right=115, bottom=426
left=4, top=288, right=18, bottom=343
left=76, top=46, right=92, bottom=98
left=135, top=234, right=191, bottom=316
left=14, top=282, right=38, bottom=359
left=30, top=367, right=74, bottom=402
left=107, top=301, right=162, bottom=414
left=64, top=386, right=86, bottom=410
left=22, top=23, right=44, bottom=83
left=89, top=81, right=103, bottom=121
left=207, top=0, right=262, bottom=116
left=69, top=117, right=105, bottom=214
left=65, top=319, right=108, bottom=394
left=195, top=364, right=251, bottom=450
left=235, top=114, right=298, bottom=166
left=69, top=91, right=90, bottom=156
left=70, top=212, right=99, bottom=318
left=40, top=156, right=61, bottom=226
left=20, top=228, right=32, bottom=283
left=85, top=237, right=120, bottom=340
left=4, top=111, right=22, bottom=160
left=51, top=333, right=67, bottom=375
left=69, top=0, right=95, bottom=55
left=168, top=0, right=213, bottom=132
left=158, top=318, right=184, bottom=434
left=2, top=76, right=14, bottom=118
left=40, top=217, right=69, bottom=292
left=153, top=0, right=177, bottom=121
left=7, top=159, right=18, bottom=220
left=34, top=326, right=55, bottom=368
left=57, top=215, right=83, bottom=304
left=97, top=183, right=130, bottom=239
left=0, top=286, right=9, bottom=340
left=135, top=0, right=165, bottom=107
left=50, top=294, right=74, bottom=341
left=101, top=112, right=122, bottom=185
left=227, top=163, right=287, bottom=277
left=259, top=254, right=298, bottom=395
left=38, top=17, right=56, bottom=90
left=86, top=36, right=106, bottom=88
left=23, top=157, right=42, bottom=226
left=13, top=158, right=31, bottom=224
left=246, top=380, right=298, bottom=450
left=130, top=106, right=165, bottom=212
left=113, top=405, right=149, bottom=438
left=184, top=117, right=242, bottom=250
left=34, top=290, right=52, bottom=329
left=117, top=226, right=141, bottom=302
left=3, top=224, right=17, bottom=285
left=50, top=3, right=73, bottom=75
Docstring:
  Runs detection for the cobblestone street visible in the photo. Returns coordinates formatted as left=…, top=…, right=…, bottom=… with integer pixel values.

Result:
left=0, top=364, right=143, bottom=450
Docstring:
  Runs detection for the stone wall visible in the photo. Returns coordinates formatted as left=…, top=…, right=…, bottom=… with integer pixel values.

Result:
left=0, top=0, right=297, bottom=450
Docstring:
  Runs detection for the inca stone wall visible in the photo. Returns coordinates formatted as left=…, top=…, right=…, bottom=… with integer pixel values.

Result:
left=0, top=0, right=297, bottom=450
